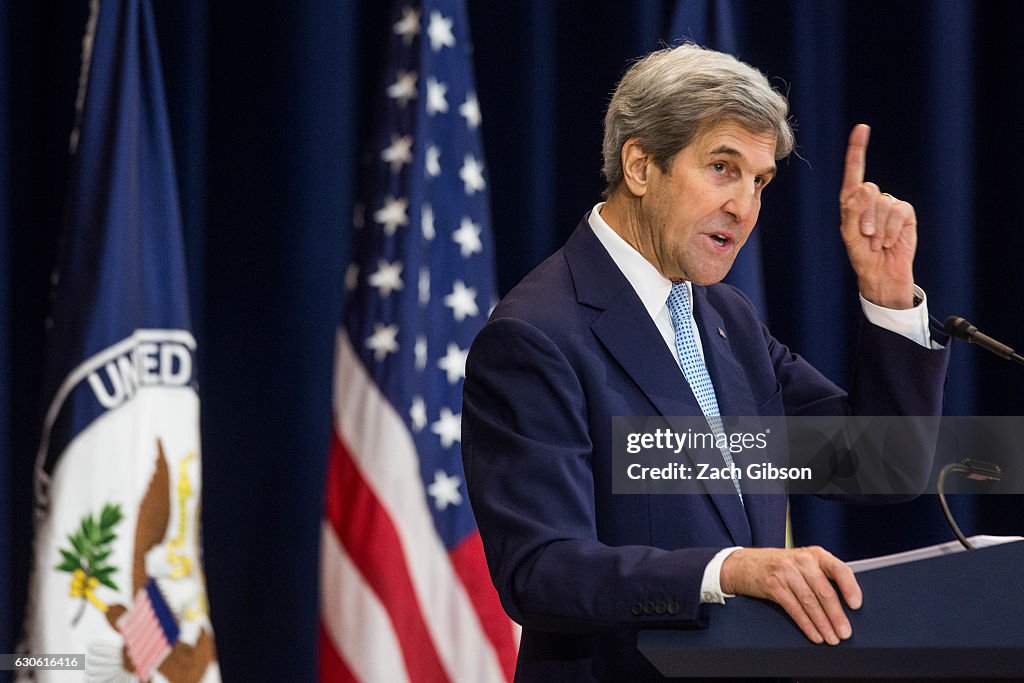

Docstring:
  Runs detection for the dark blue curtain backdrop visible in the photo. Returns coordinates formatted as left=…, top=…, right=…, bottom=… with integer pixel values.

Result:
left=2, top=2, right=1023, bottom=680
left=0, top=0, right=10, bottom=665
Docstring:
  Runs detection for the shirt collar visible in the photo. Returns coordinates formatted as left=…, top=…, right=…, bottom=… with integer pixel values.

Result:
left=588, top=202, right=691, bottom=318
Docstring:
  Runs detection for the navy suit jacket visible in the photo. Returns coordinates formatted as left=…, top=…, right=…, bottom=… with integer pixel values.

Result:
left=462, top=215, right=950, bottom=681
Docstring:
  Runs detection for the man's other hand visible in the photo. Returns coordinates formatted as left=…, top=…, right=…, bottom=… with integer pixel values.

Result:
left=720, top=545, right=862, bottom=645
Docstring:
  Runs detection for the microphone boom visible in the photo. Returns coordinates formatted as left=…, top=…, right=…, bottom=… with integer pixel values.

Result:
left=943, top=316, right=1024, bottom=365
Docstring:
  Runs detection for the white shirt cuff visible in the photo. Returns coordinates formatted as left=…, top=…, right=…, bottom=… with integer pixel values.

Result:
left=859, top=285, right=941, bottom=349
left=700, top=546, right=743, bottom=604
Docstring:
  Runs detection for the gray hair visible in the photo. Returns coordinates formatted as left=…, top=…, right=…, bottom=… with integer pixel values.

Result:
left=602, top=43, right=794, bottom=193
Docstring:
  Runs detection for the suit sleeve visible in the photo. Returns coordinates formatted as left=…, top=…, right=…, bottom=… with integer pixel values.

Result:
left=718, top=282, right=950, bottom=419
left=846, top=316, right=950, bottom=416
left=764, top=312, right=951, bottom=498
left=462, top=316, right=718, bottom=633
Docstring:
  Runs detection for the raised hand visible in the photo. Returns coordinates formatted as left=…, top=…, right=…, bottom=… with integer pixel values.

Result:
left=839, top=124, right=917, bottom=309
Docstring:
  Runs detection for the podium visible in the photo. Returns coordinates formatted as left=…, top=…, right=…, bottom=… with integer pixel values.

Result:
left=638, top=540, right=1024, bottom=679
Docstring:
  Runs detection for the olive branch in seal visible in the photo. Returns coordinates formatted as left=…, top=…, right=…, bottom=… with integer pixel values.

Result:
left=55, top=502, right=123, bottom=625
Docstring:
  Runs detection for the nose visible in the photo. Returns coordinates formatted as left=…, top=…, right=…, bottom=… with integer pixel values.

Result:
left=723, top=185, right=758, bottom=224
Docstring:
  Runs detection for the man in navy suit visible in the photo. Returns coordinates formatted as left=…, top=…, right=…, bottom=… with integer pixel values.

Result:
left=462, top=43, right=949, bottom=681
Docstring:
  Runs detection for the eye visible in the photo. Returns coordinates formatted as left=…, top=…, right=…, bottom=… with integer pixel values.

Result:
left=711, top=162, right=727, bottom=173
left=754, top=176, right=764, bottom=187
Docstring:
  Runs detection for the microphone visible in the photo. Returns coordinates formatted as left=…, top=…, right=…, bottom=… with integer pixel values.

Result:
left=943, top=316, right=1024, bottom=365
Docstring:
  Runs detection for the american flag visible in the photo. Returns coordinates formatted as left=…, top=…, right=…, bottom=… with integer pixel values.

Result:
left=318, top=1, right=518, bottom=681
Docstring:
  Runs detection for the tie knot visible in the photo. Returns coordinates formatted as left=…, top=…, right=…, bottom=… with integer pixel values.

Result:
left=666, top=281, right=692, bottom=322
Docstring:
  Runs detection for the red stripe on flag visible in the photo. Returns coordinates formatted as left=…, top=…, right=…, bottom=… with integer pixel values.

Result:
left=450, top=531, right=517, bottom=682
left=318, top=622, right=358, bottom=683
left=324, top=431, right=449, bottom=683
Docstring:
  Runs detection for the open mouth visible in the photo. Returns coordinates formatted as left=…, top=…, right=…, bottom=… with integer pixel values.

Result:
left=706, top=232, right=733, bottom=249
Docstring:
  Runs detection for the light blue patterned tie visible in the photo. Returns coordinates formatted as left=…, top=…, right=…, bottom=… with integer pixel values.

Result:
left=666, top=281, right=742, bottom=498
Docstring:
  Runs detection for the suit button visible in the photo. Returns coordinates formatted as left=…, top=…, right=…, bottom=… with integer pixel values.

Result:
left=654, top=601, right=667, bottom=615
left=631, top=602, right=642, bottom=616
left=667, top=601, right=680, bottom=615
left=642, top=601, right=654, bottom=615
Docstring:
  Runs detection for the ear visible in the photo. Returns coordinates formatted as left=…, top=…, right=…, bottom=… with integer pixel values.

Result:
left=620, top=137, right=652, bottom=197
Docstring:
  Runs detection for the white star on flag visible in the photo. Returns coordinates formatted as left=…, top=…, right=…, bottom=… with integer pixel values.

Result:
left=431, top=407, right=461, bottom=448
left=426, top=77, right=449, bottom=116
left=452, top=216, right=482, bottom=257
left=421, top=203, right=436, bottom=240
left=418, top=267, right=431, bottom=306
left=409, top=395, right=427, bottom=432
left=365, top=323, right=399, bottom=361
left=414, top=334, right=428, bottom=371
left=425, top=144, right=441, bottom=177
left=437, top=342, right=469, bottom=385
left=458, top=154, right=486, bottom=195
left=393, top=6, right=421, bottom=45
left=459, top=92, right=481, bottom=129
left=386, top=70, right=417, bottom=107
left=444, top=280, right=479, bottom=321
left=427, top=11, right=455, bottom=52
left=344, top=263, right=360, bottom=292
left=427, top=470, right=463, bottom=510
left=368, top=260, right=404, bottom=297
left=382, top=134, right=413, bottom=174
left=374, top=196, right=409, bottom=236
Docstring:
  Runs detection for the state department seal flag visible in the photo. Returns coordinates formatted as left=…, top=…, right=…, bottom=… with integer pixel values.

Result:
left=21, top=1, right=220, bottom=681
left=318, top=1, right=519, bottom=681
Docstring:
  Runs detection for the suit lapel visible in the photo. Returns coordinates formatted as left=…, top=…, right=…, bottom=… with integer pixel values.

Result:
left=691, top=286, right=757, bottom=418
left=565, top=219, right=752, bottom=546
left=590, top=287, right=701, bottom=418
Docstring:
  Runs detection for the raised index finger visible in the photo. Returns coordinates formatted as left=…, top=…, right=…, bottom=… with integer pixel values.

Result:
left=841, top=123, right=871, bottom=198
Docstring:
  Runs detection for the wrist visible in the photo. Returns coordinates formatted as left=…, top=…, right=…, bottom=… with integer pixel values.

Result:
left=858, top=280, right=915, bottom=309
left=719, top=548, right=745, bottom=595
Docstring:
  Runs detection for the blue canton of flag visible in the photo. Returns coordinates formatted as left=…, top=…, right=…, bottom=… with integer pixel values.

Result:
left=320, top=1, right=517, bottom=681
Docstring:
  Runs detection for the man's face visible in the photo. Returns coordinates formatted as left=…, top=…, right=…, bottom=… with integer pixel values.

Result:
left=637, top=121, right=777, bottom=284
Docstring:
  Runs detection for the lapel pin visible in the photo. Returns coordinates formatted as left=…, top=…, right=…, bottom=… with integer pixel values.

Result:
left=718, top=327, right=727, bottom=339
